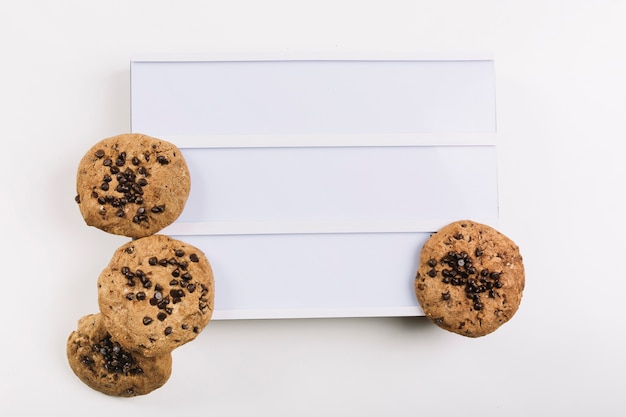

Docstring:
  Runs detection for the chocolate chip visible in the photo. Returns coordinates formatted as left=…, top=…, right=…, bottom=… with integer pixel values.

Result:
left=91, top=335, right=143, bottom=376
left=157, top=297, right=170, bottom=309
left=170, top=289, right=185, bottom=298
left=428, top=269, right=437, bottom=277
left=142, top=317, right=153, bottom=325
left=149, top=257, right=158, bottom=266
left=441, top=269, right=454, bottom=278
left=189, top=254, right=200, bottom=263
left=81, top=355, right=95, bottom=367
left=115, top=153, right=126, bottom=167
left=427, top=258, right=437, bottom=267
left=136, top=291, right=146, bottom=300
left=157, top=312, right=167, bottom=321
left=164, top=327, right=172, bottom=336
left=175, top=249, right=185, bottom=257
left=442, top=291, right=450, bottom=300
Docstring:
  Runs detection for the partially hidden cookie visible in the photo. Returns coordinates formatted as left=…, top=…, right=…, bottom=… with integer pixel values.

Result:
left=414, top=220, right=524, bottom=337
left=75, top=133, right=190, bottom=238
left=67, top=313, right=172, bottom=397
left=98, top=234, right=214, bottom=357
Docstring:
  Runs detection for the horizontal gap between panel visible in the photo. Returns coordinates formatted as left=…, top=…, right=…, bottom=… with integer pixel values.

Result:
left=156, top=133, right=496, bottom=149
left=211, top=306, right=424, bottom=320
left=163, top=218, right=499, bottom=236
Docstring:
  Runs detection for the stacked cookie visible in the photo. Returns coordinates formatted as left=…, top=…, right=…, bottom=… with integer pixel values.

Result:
left=67, top=133, right=214, bottom=396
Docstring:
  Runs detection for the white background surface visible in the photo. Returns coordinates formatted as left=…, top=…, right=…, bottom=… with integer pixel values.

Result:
left=1, top=1, right=624, bottom=416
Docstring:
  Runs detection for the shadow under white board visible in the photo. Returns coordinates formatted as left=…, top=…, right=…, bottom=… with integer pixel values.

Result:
left=131, top=56, right=498, bottom=319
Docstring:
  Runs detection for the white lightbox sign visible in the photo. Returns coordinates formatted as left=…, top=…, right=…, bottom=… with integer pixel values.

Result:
left=130, top=54, right=498, bottom=319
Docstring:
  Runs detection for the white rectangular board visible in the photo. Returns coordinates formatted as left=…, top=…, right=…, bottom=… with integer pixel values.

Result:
left=130, top=55, right=498, bottom=319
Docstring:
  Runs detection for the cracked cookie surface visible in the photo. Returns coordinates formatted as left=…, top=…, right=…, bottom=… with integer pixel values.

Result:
left=414, top=220, right=524, bottom=337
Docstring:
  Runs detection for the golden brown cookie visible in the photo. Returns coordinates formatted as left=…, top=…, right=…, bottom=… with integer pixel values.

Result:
left=98, top=234, right=214, bottom=357
left=414, top=220, right=524, bottom=337
left=66, top=313, right=172, bottom=397
left=75, top=133, right=190, bottom=238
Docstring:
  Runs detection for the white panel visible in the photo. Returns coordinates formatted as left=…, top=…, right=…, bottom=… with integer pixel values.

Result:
left=131, top=59, right=496, bottom=135
left=178, top=232, right=429, bottom=319
left=175, top=145, right=498, bottom=226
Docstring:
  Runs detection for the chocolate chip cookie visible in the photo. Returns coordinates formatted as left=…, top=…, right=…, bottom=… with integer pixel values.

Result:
left=414, top=220, right=525, bottom=337
left=75, top=133, right=190, bottom=238
left=97, top=234, right=214, bottom=357
left=67, top=313, right=172, bottom=397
